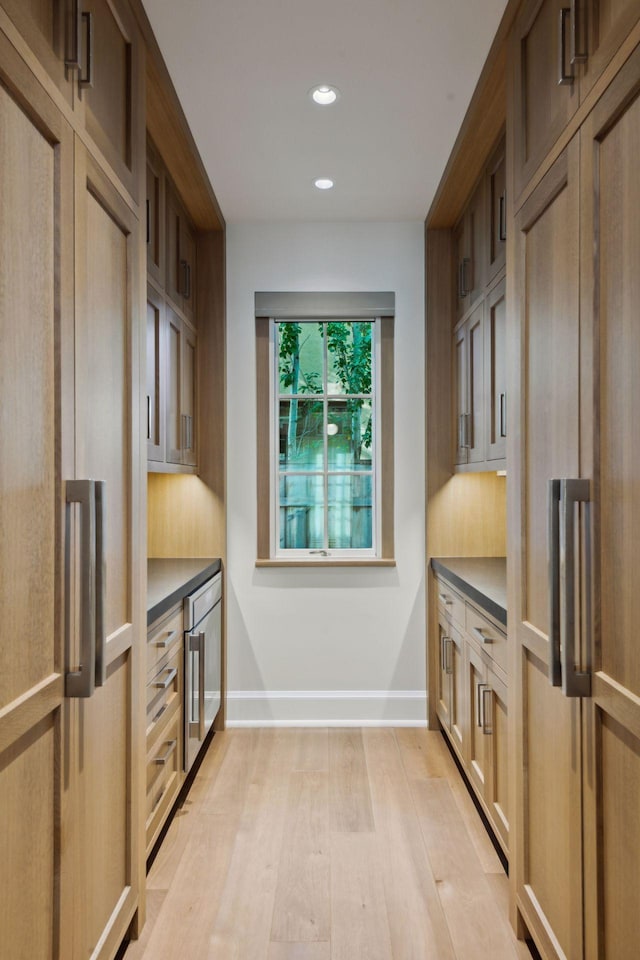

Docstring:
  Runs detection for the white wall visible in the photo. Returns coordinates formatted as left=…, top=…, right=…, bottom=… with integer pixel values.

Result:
left=226, top=222, right=425, bottom=725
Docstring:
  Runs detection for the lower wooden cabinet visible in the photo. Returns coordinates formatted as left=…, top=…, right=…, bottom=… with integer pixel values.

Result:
left=435, top=573, right=509, bottom=858
left=145, top=603, right=185, bottom=855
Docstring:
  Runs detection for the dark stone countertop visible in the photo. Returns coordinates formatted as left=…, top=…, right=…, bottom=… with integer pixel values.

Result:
left=431, top=556, right=507, bottom=626
left=147, top=558, right=222, bottom=625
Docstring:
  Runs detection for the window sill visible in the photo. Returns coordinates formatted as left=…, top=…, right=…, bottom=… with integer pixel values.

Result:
left=255, top=558, right=396, bottom=568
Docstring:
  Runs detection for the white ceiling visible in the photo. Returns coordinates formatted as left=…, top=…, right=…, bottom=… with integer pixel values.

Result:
left=142, top=0, right=508, bottom=223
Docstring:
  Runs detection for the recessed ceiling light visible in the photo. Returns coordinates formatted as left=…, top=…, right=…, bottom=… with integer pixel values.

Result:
left=314, top=178, right=334, bottom=190
left=310, top=84, right=340, bottom=106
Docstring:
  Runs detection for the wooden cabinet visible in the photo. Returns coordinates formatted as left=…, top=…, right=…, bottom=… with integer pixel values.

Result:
left=166, top=181, right=196, bottom=323
left=486, top=137, right=506, bottom=282
left=2, top=0, right=143, bottom=199
left=454, top=177, right=485, bottom=322
left=453, top=301, right=490, bottom=468
left=147, top=142, right=199, bottom=473
left=145, top=603, right=184, bottom=855
left=512, top=0, right=640, bottom=196
left=435, top=572, right=510, bottom=859
left=0, top=22, right=144, bottom=957
left=485, top=278, right=507, bottom=462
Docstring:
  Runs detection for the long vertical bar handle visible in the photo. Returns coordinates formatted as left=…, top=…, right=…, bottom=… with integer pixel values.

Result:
left=65, top=480, right=96, bottom=698
left=146, top=395, right=151, bottom=440
left=499, top=393, right=507, bottom=438
left=548, top=479, right=562, bottom=687
left=570, top=0, right=587, bottom=64
left=94, top=481, right=107, bottom=688
left=482, top=687, right=493, bottom=736
left=461, top=258, right=471, bottom=297
left=476, top=682, right=486, bottom=728
left=180, top=260, right=189, bottom=299
left=559, top=479, right=592, bottom=698
left=446, top=638, right=454, bottom=676
left=65, top=0, right=82, bottom=69
left=198, top=630, right=206, bottom=738
left=498, top=193, right=507, bottom=243
left=558, top=8, right=574, bottom=85
left=78, top=11, right=94, bottom=89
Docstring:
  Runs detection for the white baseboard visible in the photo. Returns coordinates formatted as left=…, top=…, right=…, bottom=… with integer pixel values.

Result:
left=225, top=690, right=427, bottom=727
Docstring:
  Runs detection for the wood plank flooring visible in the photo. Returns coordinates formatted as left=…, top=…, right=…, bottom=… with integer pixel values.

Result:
left=125, top=729, right=533, bottom=960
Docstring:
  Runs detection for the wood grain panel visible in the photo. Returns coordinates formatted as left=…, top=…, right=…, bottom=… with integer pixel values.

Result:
left=328, top=730, right=374, bottom=833
left=270, top=772, right=330, bottom=942
left=330, top=833, right=393, bottom=960
left=427, top=473, right=507, bottom=558
left=147, top=473, right=225, bottom=558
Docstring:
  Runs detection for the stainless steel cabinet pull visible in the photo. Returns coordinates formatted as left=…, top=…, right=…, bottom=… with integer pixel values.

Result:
left=498, top=193, right=507, bottom=243
left=548, top=479, right=562, bottom=686
left=146, top=199, right=151, bottom=245
left=482, top=687, right=493, bottom=735
left=65, top=0, right=82, bottom=69
left=438, top=593, right=452, bottom=606
left=558, top=8, right=574, bottom=85
left=570, top=0, right=587, bottom=64
left=460, top=257, right=471, bottom=298
left=472, top=626, right=493, bottom=645
left=156, top=629, right=177, bottom=649
left=180, top=259, right=191, bottom=299
left=94, top=480, right=106, bottom=687
left=153, top=739, right=177, bottom=766
left=78, top=11, right=94, bottom=89
left=65, top=480, right=96, bottom=698
left=476, top=682, right=487, bottom=728
left=559, top=478, right=591, bottom=698
left=499, top=392, right=507, bottom=438
left=154, top=667, right=177, bottom=690
left=146, top=395, right=151, bottom=440
left=445, top=637, right=454, bottom=676
left=182, top=413, right=188, bottom=450
left=463, top=412, right=472, bottom=449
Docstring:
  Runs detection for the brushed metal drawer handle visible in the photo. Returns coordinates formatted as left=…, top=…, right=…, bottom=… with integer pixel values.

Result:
left=156, top=630, right=178, bottom=649
left=153, top=739, right=177, bottom=766
left=438, top=593, right=452, bottom=605
left=154, top=667, right=177, bottom=690
left=472, top=626, right=494, bottom=645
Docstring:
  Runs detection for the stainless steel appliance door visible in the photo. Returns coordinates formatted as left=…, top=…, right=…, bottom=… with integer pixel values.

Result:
left=185, top=599, right=221, bottom=771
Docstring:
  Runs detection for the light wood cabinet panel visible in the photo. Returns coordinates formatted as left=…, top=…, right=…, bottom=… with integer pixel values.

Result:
left=485, top=665, right=509, bottom=854
left=146, top=284, right=165, bottom=462
left=510, top=139, right=584, bottom=959
left=147, top=139, right=164, bottom=285
left=453, top=321, right=468, bottom=465
left=580, top=0, right=640, bottom=97
left=467, top=644, right=490, bottom=800
left=580, top=45, right=640, bottom=959
left=0, top=35, right=73, bottom=959
left=466, top=303, right=485, bottom=465
left=436, top=613, right=454, bottom=732
left=511, top=0, right=580, bottom=196
left=454, top=178, right=485, bottom=322
left=79, top=0, right=142, bottom=199
left=487, top=137, right=506, bottom=282
left=165, top=180, right=196, bottom=320
left=166, top=305, right=183, bottom=465
left=485, top=278, right=507, bottom=462
left=1, top=0, right=73, bottom=104
left=182, top=322, right=198, bottom=467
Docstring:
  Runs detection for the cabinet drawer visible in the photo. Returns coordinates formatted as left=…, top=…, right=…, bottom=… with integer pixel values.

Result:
left=146, top=708, right=182, bottom=853
left=466, top=605, right=507, bottom=674
left=147, top=644, right=182, bottom=740
left=436, top=578, right=465, bottom=631
left=147, top=604, right=183, bottom=677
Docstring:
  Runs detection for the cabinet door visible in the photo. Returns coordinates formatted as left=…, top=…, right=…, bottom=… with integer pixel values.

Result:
left=510, top=138, right=583, bottom=960
left=466, top=302, right=485, bottom=464
left=580, top=47, right=640, bottom=960
left=79, top=0, right=142, bottom=199
left=511, top=0, right=580, bottom=196
left=1, top=0, right=74, bottom=104
left=466, top=178, right=485, bottom=308
left=0, top=35, right=74, bottom=960
left=69, top=141, right=140, bottom=960
left=165, top=181, right=182, bottom=309
left=466, top=644, right=490, bottom=801
left=485, top=278, right=507, bottom=462
left=166, top=305, right=183, bottom=464
left=485, top=666, right=509, bottom=854
left=146, top=284, right=164, bottom=462
left=453, top=214, right=468, bottom=323
left=436, top=614, right=453, bottom=731
left=487, top=137, right=506, bottom=281
left=180, top=213, right=196, bottom=323
left=453, top=322, right=468, bottom=464
left=449, top=628, right=465, bottom=758
left=182, top=322, right=197, bottom=467
left=146, top=139, right=164, bottom=286
left=580, top=0, right=640, bottom=97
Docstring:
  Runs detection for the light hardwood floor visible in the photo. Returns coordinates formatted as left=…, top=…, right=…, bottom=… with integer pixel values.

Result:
left=125, top=728, right=533, bottom=960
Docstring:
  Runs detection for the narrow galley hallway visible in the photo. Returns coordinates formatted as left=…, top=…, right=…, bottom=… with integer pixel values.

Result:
left=125, top=729, right=531, bottom=960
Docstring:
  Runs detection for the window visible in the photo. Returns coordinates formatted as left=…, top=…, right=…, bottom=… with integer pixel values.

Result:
left=256, top=292, right=395, bottom=566
left=275, top=319, right=378, bottom=557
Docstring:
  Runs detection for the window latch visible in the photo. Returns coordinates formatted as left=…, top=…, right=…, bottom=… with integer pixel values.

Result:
left=309, top=549, right=330, bottom=557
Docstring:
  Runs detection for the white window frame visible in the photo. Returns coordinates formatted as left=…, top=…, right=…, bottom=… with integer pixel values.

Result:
left=270, top=317, right=382, bottom=560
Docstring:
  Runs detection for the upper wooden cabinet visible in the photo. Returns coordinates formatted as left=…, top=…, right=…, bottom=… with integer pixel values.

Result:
left=146, top=139, right=165, bottom=286
left=454, top=177, right=485, bottom=322
left=2, top=0, right=143, bottom=200
left=512, top=0, right=640, bottom=196
left=166, top=181, right=197, bottom=323
left=486, top=137, right=506, bottom=282
left=485, top=278, right=507, bottom=463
